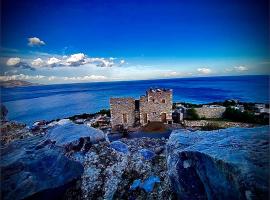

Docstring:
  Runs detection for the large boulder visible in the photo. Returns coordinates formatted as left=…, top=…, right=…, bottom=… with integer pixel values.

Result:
left=166, top=126, right=269, bottom=200
left=46, top=119, right=106, bottom=150
left=1, top=136, right=84, bottom=200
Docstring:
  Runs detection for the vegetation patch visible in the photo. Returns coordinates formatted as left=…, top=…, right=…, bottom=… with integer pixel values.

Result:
left=186, top=108, right=200, bottom=120
left=223, top=107, right=268, bottom=125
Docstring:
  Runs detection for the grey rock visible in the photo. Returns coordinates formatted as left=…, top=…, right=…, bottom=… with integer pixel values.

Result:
left=139, top=148, right=156, bottom=160
left=1, top=136, right=84, bottom=200
left=69, top=137, right=174, bottom=200
left=110, top=141, right=129, bottom=154
left=167, top=126, right=270, bottom=200
left=46, top=120, right=105, bottom=149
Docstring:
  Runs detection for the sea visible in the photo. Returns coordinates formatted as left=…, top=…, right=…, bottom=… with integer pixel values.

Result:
left=1, top=75, right=269, bottom=125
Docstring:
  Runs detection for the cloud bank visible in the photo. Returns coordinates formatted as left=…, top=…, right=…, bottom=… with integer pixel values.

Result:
left=197, top=68, right=212, bottom=74
left=234, top=66, right=248, bottom=71
left=6, top=57, right=35, bottom=70
left=5, top=53, right=124, bottom=70
left=225, top=66, right=249, bottom=72
left=0, top=74, right=107, bottom=82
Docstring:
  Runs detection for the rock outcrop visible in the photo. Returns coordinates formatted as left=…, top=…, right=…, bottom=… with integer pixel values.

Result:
left=0, top=121, right=34, bottom=147
left=1, top=136, right=84, bottom=200
left=46, top=119, right=106, bottom=150
left=166, top=126, right=270, bottom=200
left=69, top=137, right=175, bottom=199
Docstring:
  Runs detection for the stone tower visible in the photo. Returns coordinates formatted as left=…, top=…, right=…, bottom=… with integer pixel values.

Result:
left=110, top=88, right=173, bottom=129
left=110, top=98, right=135, bottom=129
left=139, top=89, right=172, bottom=126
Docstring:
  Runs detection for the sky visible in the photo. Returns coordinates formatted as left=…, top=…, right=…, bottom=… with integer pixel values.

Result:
left=1, top=0, right=269, bottom=84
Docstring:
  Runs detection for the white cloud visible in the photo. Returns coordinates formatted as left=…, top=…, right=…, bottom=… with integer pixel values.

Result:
left=4, top=53, right=124, bottom=74
left=225, top=66, right=249, bottom=73
left=65, top=53, right=86, bottom=66
left=28, top=53, right=119, bottom=68
left=62, top=53, right=119, bottom=67
left=0, top=74, right=107, bottom=83
left=6, top=57, right=21, bottom=66
left=6, top=57, right=34, bottom=70
left=234, top=66, right=248, bottom=71
left=48, top=76, right=57, bottom=81
left=47, top=57, right=61, bottom=65
left=31, top=58, right=46, bottom=67
left=164, top=71, right=182, bottom=77
left=197, top=68, right=212, bottom=74
left=63, top=75, right=107, bottom=81
left=28, top=37, right=45, bottom=46
left=66, top=53, right=85, bottom=63
left=89, top=58, right=114, bottom=67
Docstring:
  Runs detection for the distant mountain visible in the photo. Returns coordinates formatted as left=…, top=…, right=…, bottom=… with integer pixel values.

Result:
left=0, top=80, right=40, bottom=88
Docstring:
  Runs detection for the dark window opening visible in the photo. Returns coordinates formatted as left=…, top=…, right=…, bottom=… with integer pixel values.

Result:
left=143, top=113, right=148, bottom=124
left=135, top=100, right=140, bottom=110
left=123, top=113, right=128, bottom=123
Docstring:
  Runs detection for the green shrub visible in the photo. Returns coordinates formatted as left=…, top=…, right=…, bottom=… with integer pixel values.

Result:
left=186, top=108, right=199, bottom=120
left=222, top=107, right=268, bottom=124
left=96, top=109, right=111, bottom=117
left=223, top=100, right=237, bottom=107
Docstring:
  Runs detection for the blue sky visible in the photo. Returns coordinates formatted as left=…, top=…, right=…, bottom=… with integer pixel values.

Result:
left=1, top=0, right=269, bottom=84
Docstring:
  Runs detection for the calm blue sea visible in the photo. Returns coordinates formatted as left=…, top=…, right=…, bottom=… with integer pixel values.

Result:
left=1, top=75, right=269, bottom=125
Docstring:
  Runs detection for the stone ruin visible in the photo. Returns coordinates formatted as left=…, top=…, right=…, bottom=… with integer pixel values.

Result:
left=110, top=88, right=172, bottom=130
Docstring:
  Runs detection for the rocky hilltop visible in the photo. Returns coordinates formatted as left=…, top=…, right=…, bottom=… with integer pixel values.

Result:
left=1, top=117, right=269, bottom=199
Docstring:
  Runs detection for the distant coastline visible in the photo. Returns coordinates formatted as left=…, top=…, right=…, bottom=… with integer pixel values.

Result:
left=1, top=74, right=268, bottom=88
left=0, top=80, right=41, bottom=88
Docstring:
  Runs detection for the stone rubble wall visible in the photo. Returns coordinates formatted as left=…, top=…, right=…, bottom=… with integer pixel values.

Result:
left=183, top=120, right=254, bottom=128
left=110, top=98, right=135, bottom=128
left=139, top=90, right=172, bottom=125
left=195, top=107, right=226, bottom=119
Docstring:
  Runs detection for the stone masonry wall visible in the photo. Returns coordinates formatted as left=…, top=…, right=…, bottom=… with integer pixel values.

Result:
left=110, top=98, right=135, bottom=128
left=139, top=89, right=172, bottom=125
left=194, top=107, right=226, bottom=119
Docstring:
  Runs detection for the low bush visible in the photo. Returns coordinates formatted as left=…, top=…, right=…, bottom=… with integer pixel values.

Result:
left=186, top=108, right=200, bottom=120
left=96, top=109, right=111, bottom=117
left=223, top=107, right=268, bottom=125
